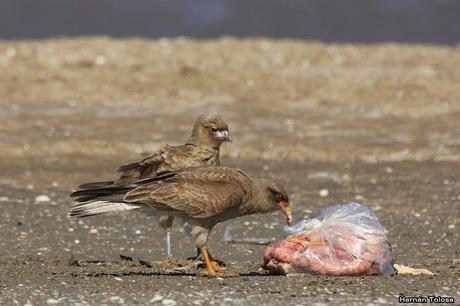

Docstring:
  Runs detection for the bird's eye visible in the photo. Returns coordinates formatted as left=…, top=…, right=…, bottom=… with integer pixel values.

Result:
left=274, top=193, right=284, bottom=202
left=210, top=127, right=218, bottom=132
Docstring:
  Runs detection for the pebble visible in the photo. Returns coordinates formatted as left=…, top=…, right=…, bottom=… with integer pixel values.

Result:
left=109, top=296, right=121, bottom=302
left=448, top=224, right=455, bottom=229
left=89, top=229, right=98, bottom=234
left=150, top=294, right=163, bottom=303
left=319, top=189, right=329, bottom=197
left=35, top=195, right=50, bottom=203
left=0, top=196, right=9, bottom=202
left=46, top=299, right=60, bottom=304
left=162, top=299, right=177, bottom=306
left=149, top=294, right=163, bottom=303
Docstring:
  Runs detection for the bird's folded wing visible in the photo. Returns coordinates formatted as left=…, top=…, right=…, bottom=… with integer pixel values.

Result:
left=123, top=168, right=250, bottom=218
left=115, top=145, right=198, bottom=184
left=115, top=150, right=165, bottom=184
left=157, top=145, right=198, bottom=171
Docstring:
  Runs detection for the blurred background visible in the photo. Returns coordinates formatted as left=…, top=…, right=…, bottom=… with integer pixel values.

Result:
left=1, top=1, right=460, bottom=305
left=1, top=0, right=460, bottom=44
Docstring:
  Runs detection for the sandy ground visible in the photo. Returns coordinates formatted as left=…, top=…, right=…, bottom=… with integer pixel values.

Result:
left=0, top=37, right=459, bottom=305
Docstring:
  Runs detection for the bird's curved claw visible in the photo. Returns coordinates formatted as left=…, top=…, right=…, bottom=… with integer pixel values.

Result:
left=210, top=260, right=226, bottom=273
left=200, top=246, right=229, bottom=277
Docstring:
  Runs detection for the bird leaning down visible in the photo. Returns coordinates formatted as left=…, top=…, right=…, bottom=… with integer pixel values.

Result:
left=69, top=166, right=293, bottom=277
left=71, top=114, right=232, bottom=257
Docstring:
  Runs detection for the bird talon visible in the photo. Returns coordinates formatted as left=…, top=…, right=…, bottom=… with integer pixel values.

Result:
left=210, top=260, right=226, bottom=273
left=200, top=246, right=228, bottom=277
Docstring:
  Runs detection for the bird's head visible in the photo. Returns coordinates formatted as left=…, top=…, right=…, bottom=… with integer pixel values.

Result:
left=190, top=113, right=232, bottom=146
left=255, top=179, right=293, bottom=225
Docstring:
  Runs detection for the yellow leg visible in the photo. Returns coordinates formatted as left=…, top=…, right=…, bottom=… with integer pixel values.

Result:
left=201, top=246, right=224, bottom=277
left=207, top=250, right=225, bottom=273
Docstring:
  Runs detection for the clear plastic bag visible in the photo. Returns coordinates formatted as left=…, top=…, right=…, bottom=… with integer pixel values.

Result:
left=261, top=203, right=395, bottom=276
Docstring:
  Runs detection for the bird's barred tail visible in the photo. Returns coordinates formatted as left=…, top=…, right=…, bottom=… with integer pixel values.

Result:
left=68, top=201, right=141, bottom=218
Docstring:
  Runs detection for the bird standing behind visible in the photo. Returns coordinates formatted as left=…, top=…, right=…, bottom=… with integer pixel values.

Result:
left=73, top=114, right=232, bottom=257
left=69, top=166, right=293, bottom=277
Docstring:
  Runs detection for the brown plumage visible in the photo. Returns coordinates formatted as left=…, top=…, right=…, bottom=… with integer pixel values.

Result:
left=72, top=114, right=232, bottom=257
left=114, top=114, right=231, bottom=185
left=69, top=166, right=293, bottom=276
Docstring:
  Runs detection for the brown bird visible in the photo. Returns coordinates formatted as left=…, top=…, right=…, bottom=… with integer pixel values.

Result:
left=69, top=166, right=293, bottom=276
left=73, top=114, right=232, bottom=257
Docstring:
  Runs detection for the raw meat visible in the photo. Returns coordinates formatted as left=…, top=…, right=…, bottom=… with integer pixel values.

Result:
left=261, top=203, right=395, bottom=276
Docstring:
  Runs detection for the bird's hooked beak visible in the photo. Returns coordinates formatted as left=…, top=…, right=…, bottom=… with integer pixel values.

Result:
left=216, top=130, right=233, bottom=143
left=277, top=201, right=293, bottom=225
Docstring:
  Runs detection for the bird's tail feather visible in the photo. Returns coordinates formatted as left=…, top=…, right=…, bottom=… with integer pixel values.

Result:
left=69, top=201, right=141, bottom=218
left=71, top=186, right=131, bottom=198
left=116, top=162, right=140, bottom=173
left=77, top=180, right=115, bottom=189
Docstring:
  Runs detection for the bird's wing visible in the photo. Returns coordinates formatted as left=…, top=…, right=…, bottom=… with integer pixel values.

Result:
left=115, top=144, right=210, bottom=185
left=76, top=143, right=216, bottom=190
left=156, top=144, right=218, bottom=171
left=124, top=167, right=251, bottom=218
left=114, top=150, right=164, bottom=184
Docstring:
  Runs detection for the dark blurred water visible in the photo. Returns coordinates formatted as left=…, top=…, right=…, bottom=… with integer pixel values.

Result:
left=1, top=0, right=459, bottom=44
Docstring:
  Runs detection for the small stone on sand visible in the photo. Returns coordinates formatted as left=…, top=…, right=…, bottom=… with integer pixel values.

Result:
left=162, top=299, right=177, bottom=306
left=46, top=299, right=60, bottom=304
left=35, top=195, right=50, bottom=203
left=150, top=294, right=163, bottom=303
